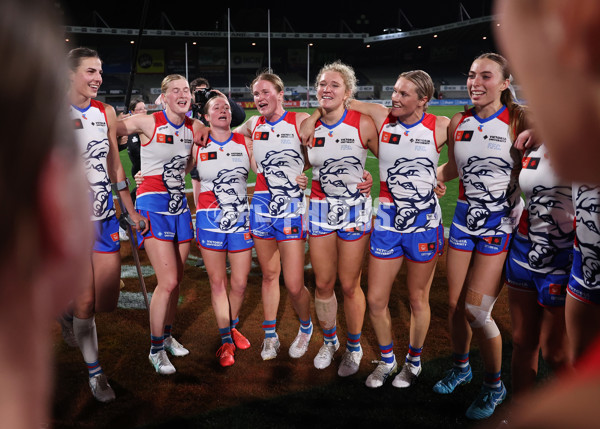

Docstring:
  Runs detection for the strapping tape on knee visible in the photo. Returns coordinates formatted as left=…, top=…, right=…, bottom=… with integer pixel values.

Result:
left=465, top=290, right=500, bottom=339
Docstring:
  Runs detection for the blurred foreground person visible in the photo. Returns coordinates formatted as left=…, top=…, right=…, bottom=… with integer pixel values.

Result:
left=0, top=0, right=93, bottom=427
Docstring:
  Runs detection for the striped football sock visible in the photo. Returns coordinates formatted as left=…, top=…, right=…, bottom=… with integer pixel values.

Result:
left=262, top=319, right=277, bottom=339
left=452, top=352, right=470, bottom=371
left=379, top=342, right=395, bottom=364
left=406, top=344, right=423, bottom=367
left=346, top=332, right=361, bottom=353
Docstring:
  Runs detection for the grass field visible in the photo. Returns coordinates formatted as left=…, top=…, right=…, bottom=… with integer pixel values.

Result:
left=119, top=105, right=462, bottom=228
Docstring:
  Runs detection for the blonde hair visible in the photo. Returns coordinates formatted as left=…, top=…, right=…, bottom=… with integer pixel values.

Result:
left=160, top=74, right=188, bottom=94
left=251, top=70, right=285, bottom=94
left=315, top=60, right=357, bottom=107
left=398, top=70, right=434, bottom=111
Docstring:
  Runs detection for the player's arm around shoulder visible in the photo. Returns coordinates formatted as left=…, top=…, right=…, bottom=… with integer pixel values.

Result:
left=360, top=112, right=379, bottom=158
left=116, top=107, right=156, bottom=140
left=348, top=99, right=388, bottom=131
left=233, top=115, right=259, bottom=138
left=435, top=115, right=451, bottom=150
left=437, top=112, right=462, bottom=183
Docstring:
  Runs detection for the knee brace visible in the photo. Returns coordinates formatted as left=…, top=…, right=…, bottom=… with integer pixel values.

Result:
left=315, top=293, right=337, bottom=330
left=465, top=290, right=500, bottom=339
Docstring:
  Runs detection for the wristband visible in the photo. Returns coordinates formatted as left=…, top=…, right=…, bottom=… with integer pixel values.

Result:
left=111, top=178, right=130, bottom=192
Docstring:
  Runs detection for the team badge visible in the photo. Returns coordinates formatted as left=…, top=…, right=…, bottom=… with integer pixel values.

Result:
left=313, top=137, right=325, bottom=147
left=381, top=131, right=401, bottom=144
left=157, top=134, right=174, bottom=144
left=522, top=157, right=540, bottom=169
left=254, top=131, right=269, bottom=140
left=455, top=130, right=474, bottom=141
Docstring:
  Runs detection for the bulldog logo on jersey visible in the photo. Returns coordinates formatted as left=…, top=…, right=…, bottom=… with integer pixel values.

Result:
left=212, top=167, right=249, bottom=231
left=261, top=149, right=304, bottom=216
left=83, top=139, right=112, bottom=218
left=575, top=185, right=600, bottom=287
left=461, top=155, right=517, bottom=233
left=162, top=154, right=188, bottom=214
left=319, top=156, right=363, bottom=227
left=386, top=157, right=438, bottom=232
left=522, top=185, right=574, bottom=273
left=381, top=131, right=401, bottom=144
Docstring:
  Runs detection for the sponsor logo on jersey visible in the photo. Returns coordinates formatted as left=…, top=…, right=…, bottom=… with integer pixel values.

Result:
left=414, top=138, right=431, bottom=145
left=254, top=131, right=269, bottom=140
left=418, top=242, right=436, bottom=252
left=283, top=226, right=300, bottom=235
left=522, top=157, right=541, bottom=169
left=157, top=134, right=174, bottom=144
left=230, top=152, right=244, bottom=157
left=455, top=130, right=474, bottom=141
left=478, top=125, right=484, bottom=132
left=313, top=137, right=325, bottom=147
left=92, top=121, right=106, bottom=127
left=381, top=131, right=401, bottom=144
left=279, top=133, right=295, bottom=139
left=328, top=131, right=334, bottom=137
left=200, top=152, right=218, bottom=161
left=483, top=236, right=503, bottom=245
left=74, top=118, right=84, bottom=129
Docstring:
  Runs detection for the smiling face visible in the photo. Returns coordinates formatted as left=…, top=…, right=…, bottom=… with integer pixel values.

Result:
left=467, top=58, right=509, bottom=109
left=70, top=56, right=102, bottom=103
left=163, top=78, right=191, bottom=116
left=204, top=96, right=231, bottom=129
left=317, top=71, right=349, bottom=112
left=390, top=77, right=425, bottom=120
left=252, top=79, right=283, bottom=119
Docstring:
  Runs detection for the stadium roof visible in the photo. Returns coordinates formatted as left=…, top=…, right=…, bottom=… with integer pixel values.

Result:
left=59, top=1, right=495, bottom=38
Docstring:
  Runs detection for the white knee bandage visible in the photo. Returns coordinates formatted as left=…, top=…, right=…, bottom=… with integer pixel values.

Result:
left=315, top=293, right=337, bottom=330
left=465, top=291, right=500, bottom=339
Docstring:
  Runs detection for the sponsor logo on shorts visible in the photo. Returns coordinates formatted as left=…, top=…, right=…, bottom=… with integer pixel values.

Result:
left=483, top=236, right=503, bottom=245
left=418, top=242, right=436, bottom=252
left=283, top=226, right=300, bottom=235
left=244, top=232, right=251, bottom=240
left=111, top=232, right=119, bottom=242
left=549, top=283, right=565, bottom=295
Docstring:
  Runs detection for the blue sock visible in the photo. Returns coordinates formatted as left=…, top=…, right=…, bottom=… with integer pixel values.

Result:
left=219, top=327, right=233, bottom=344
left=300, top=317, right=313, bottom=335
left=323, top=326, right=338, bottom=346
left=484, top=371, right=502, bottom=390
left=163, top=324, right=172, bottom=339
left=452, top=352, right=470, bottom=371
left=379, top=342, right=395, bottom=364
left=262, top=319, right=277, bottom=339
left=150, top=335, right=164, bottom=354
left=86, top=360, right=102, bottom=378
left=406, top=344, right=423, bottom=367
left=230, top=317, right=239, bottom=331
left=346, top=332, right=361, bottom=353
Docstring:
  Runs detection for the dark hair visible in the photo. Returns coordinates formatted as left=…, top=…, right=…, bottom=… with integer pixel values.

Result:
left=190, top=77, right=210, bottom=92
left=474, top=52, right=527, bottom=138
left=67, top=47, right=101, bottom=72
left=129, top=98, right=145, bottom=112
